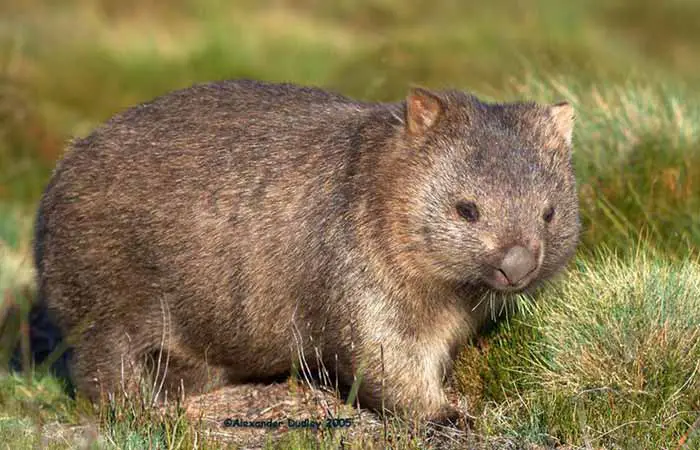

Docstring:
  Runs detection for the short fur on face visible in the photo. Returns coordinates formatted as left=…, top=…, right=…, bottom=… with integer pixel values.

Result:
left=383, top=90, right=579, bottom=290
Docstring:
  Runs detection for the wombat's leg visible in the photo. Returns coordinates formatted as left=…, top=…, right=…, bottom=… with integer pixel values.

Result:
left=70, top=324, right=228, bottom=404
left=353, top=346, right=458, bottom=423
left=143, top=346, right=229, bottom=402
left=69, top=323, right=150, bottom=403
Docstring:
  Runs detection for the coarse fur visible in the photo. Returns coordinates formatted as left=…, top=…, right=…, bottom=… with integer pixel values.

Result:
left=33, top=79, right=579, bottom=421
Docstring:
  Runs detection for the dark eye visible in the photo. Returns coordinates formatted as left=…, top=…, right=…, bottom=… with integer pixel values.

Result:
left=543, top=206, right=555, bottom=223
left=456, top=201, right=480, bottom=222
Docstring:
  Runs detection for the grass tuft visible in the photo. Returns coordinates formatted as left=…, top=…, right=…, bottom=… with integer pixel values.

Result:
left=473, top=247, right=700, bottom=448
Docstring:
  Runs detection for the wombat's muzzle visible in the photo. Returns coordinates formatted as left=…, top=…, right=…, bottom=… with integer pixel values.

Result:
left=488, top=245, right=539, bottom=291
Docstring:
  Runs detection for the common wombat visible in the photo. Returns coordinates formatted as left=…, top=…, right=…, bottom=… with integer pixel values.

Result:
left=33, top=79, right=579, bottom=421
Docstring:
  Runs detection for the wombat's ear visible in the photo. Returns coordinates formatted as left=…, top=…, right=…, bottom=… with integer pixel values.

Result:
left=406, top=87, right=443, bottom=134
left=549, top=102, right=575, bottom=147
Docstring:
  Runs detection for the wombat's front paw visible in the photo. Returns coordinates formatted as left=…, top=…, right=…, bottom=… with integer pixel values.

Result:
left=428, top=404, right=472, bottom=431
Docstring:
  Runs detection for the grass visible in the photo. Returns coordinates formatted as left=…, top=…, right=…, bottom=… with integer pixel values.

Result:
left=472, top=249, right=700, bottom=448
left=1, top=0, right=699, bottom=448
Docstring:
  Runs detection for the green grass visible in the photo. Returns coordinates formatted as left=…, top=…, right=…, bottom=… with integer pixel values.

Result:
left=472, top=249, right=700, bottom=448
left=1, top=0, right=699, bottom=448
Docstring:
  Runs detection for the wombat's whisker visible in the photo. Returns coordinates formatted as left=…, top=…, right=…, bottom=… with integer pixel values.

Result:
left=490, top=292, right=498, bottom=322
left=471, top=290, right=489, bottom=312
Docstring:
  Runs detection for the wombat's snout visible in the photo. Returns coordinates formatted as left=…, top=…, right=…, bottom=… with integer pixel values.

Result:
left=489, top=245, right=539, bottom=290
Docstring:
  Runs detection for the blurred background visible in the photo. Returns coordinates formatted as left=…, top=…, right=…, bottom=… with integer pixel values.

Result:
left=1, top=0, right=699, bottom=290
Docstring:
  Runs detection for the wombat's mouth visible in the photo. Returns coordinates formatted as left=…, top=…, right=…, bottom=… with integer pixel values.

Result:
left=484, top=268, right=538, bottom=292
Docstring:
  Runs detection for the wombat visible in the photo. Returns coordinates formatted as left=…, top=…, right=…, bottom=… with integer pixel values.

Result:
left=33, top=79, right=579, bottom=421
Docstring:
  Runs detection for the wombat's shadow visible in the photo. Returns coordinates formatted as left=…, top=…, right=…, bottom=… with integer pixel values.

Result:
left=8, top=301, right=75, bottom=395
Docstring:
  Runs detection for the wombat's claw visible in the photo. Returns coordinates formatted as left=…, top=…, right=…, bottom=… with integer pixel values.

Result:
left=428, top=405, right=470, bottom=431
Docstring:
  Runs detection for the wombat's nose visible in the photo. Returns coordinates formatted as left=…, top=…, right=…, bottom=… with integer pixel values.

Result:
left=498, top=246, right=537, bottom=285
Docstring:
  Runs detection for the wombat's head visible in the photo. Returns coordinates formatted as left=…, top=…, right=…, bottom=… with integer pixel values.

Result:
left=384, top=88, right=579, bottom=292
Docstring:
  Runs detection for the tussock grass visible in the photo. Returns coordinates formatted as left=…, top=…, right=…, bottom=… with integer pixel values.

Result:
left=473, top=248, right=700, bottom=448
left=0, top=204, right=34, bottom=291
left=511, top=77, right=700, bottom=257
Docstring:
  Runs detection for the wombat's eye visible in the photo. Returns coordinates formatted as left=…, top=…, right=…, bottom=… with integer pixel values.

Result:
left=543, top=206, right=555, bottom=223
left=456, top=201, right=479, bottom=223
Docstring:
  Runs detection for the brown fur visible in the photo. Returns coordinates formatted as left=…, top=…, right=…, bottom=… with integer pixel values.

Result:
left=33, top=80, right=579, bottom=420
